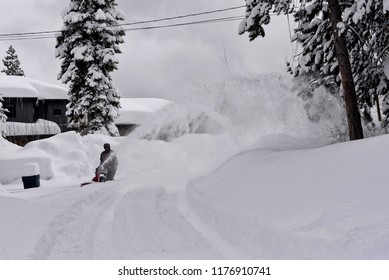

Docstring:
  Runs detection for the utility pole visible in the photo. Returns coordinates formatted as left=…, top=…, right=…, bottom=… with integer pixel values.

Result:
left=328, top=0, right=364, bottom=140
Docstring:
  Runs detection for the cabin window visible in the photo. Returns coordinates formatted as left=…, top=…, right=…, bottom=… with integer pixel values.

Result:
left=53, top=109, right=62, bottom=116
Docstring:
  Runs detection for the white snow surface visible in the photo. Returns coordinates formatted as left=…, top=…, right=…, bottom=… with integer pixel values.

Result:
left=0, top=76, right=67, bottom=100
left=22, top=163, right=40, bottom=177
left=1, top=75, right=389, bottom=260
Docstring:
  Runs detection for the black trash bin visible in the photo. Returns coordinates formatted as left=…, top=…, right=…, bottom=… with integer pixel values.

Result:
left=22, top=163, right=40, bottom=189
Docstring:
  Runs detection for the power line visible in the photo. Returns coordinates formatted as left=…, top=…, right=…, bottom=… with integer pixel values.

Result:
left=0, top=5, right=245, bottom=41
left=0, top=16, right=244, bottom=41
left=123, top=16, right=244, bottom=32
left=0, top=35, right=58, bottom=41
left=118, top=5, right=245, bottom=27
left=0, top=29, right=59, bottom=38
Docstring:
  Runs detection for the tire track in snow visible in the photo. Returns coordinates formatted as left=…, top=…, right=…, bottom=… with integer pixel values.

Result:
left=177, top=191, right=249, bottom=259
left=28, top=182, right=122, bottom=259
left=111, top=187, right=224, bottom=259
left=26, top=179, right=244, bottom=259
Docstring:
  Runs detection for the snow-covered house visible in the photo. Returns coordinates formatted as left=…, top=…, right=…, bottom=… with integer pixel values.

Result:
left=0, top=75, right=172, bottom=143
left=115, top=98, right=172, bottom=135
left=0, top=76, right=68, bottom=145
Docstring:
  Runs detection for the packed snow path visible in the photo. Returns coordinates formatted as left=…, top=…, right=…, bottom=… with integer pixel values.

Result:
left=20, top=179, right=234, bottom=260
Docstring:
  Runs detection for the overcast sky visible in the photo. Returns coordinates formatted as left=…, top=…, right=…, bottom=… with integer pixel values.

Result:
left=0, top=0, right=294, bottom=99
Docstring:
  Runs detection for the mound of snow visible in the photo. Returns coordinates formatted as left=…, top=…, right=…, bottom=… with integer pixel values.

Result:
left=0, top=150, right=52, bottom=185
left=22, top=131, right=94, bottom=180
left=0, top=135, right=19, bottom=152
left=188, top=134, right=389, bottom=259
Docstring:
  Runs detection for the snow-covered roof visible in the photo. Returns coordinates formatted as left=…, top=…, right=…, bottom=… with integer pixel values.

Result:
left=4, top=119, right=61, bottom=136
left=115, top=98, right=172, bottom=125
left=0, top=76, right=68, bottom=100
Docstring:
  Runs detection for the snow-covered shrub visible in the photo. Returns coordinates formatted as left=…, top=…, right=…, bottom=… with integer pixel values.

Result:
left=131, top=103, right=228, bottom=142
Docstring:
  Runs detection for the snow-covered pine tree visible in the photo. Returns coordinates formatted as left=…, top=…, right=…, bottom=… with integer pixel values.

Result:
left=345, top=0, right=389, bottom=123
left=239, top=0, right=388, bottom=128
left=56, top=0, right=125, bottom=136
left=1, top=45, right=25, bottom=76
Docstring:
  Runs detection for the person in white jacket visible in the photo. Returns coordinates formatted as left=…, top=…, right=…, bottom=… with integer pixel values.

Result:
left=97, top=143, right=118, bottom=181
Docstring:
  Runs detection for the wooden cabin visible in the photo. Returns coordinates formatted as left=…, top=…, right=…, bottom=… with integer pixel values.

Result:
left=0, top=76, right=68, bottom=145
left=0, top=76, right=173, bottom=144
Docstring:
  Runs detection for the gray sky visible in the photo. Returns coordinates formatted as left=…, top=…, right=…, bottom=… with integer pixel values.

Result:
left=0, top=0, right=294, bottom=99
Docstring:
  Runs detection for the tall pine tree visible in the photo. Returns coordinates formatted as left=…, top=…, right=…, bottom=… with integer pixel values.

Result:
left=56, top=0, right=125, bottom=136
left=1, top=45, right=25, bottom=76
left=239, top=0, right=388, bottom=137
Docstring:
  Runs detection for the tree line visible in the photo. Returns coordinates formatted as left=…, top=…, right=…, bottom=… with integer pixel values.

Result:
left=239, top=0, right=388, bottom=140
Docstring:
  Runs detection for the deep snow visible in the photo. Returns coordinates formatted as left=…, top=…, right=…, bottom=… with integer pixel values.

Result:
left=1, top=74, right=388, bottom=260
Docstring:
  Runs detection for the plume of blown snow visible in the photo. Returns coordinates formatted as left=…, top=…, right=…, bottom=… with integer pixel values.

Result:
left=131, top=73, right=346, bottom=148
left=130, top=103, right=229, bottom=142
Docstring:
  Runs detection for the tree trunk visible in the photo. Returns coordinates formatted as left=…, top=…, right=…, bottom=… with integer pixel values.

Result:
left=375, top=94, right=382, bottom=122
left=328, top=0, right=364, bottom=140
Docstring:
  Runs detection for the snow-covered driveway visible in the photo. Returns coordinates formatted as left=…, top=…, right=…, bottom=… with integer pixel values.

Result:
left=16, top=180, right=231, bottom=260
left=0, top=132, right=241, bottom=260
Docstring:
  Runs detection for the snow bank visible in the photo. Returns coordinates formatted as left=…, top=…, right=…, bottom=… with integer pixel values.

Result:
left=0, top=131, right=95, bottom=184
left=21, top=131, right=95, bottom=180
left=22, top=163, right=40, bottom=177
left=188, top=134, right=389, bottom=259
left=0, top=153, right=51, bottom=184
left=0, top=135, right=19, bottom=152
left=0, top=132, right=52, bottom=184
left=19, top=131, right=129, bottom=181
